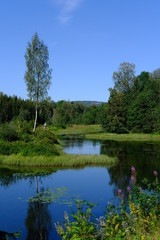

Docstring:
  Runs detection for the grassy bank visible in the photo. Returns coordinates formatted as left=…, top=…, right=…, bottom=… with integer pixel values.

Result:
left=86, top=132, right=160, bottom=141
left=0, top=154, right=117, bottom=167
left=50, top=124, right=160, bottom=142
left=50, top=124, right=103, bottom=136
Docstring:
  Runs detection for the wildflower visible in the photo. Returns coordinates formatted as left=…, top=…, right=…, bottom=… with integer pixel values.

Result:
left=118, top=189, right=123, bottom=199
left=115, top=223, right=119, bottom=231
left=66, top=226, right=71, bottom=231
left=118, top=189, right=122, bottom=199
left=131, top=175, right=135, bottom=185
left=131, top=166, right=135, bottom=174
left=153, top=170, right=158, bottom=177
left=118, top=189, right=122, bottom=194
left=127, top=186, right=131, bottom=193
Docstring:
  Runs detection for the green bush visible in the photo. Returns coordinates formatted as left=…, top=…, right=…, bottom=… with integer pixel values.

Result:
left=20, top=133, right=32, bottom=143
left=20, top=141, right=59, bottom=156
left=0, top=140, right=59, bottom=156
left=35, top=129, right=59, bottom=145
left=19, top=120, right=33, bottom=134
left=0, top=123, right=19, bottom=142
left=0, top=128, right=60, bottom=156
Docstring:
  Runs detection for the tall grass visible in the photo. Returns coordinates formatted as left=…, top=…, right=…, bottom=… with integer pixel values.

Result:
left=86, top=132, right=160, bottom=141
left=0, top=154, right=117, bottom=167
left=50, top=125, right=103, bottom=135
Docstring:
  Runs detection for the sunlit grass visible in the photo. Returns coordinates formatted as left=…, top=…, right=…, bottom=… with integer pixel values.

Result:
left=0, top=153, right=117, bottom=167
left=86, top=132, right=160, bottom=141
left=50, top=124, right=160, bottom=141
left=50, top=124, right=103, bottom=135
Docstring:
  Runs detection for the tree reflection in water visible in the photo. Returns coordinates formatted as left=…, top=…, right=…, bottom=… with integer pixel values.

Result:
left=25, top=175, right=52, bottom=240
left=0, top=230, right=20, bottom=240
left=101, top=140, right=160, bottom=200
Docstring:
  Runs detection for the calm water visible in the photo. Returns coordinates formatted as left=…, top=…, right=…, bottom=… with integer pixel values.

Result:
left=1, top=138, right=160, bottom=239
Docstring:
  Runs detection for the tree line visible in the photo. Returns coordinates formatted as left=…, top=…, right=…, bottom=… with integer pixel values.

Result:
left=0, top=92, right=104, bottom=127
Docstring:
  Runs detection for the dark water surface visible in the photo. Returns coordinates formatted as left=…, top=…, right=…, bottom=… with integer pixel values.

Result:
left=1, top=138, right=160, bottom=239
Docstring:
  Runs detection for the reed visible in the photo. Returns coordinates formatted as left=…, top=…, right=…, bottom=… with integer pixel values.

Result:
left=0, top=154, right=117, bottom=167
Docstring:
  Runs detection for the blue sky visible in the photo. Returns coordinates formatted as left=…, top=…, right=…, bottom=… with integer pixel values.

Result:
left=0, top=0, right=160, bottom=102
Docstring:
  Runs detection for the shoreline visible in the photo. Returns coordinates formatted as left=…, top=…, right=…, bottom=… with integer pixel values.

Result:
left=85, top=132, right=160, bottom=142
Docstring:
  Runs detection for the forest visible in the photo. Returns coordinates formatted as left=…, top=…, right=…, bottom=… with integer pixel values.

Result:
left=0, top=93, right=104, bottom=127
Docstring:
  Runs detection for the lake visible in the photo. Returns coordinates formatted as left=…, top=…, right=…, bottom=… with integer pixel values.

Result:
left=1, top=138, right=160, bottom=239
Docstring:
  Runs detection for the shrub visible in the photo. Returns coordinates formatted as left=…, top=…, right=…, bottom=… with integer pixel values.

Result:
left=0, top=123, right=19, bottom=142
left=0, top=128, right=60, bottom=156
left=35, top=129, right=59, bottom=145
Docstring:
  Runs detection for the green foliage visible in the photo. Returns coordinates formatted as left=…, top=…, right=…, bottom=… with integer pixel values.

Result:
left=128, top=90, right=158, bottom=133
left=27, top=187, right=68, bottom=204
left=0, top=123, right=19, bottom=142
left=53, top=100, right=104, bottom=127
left=103, top=63, right=160, bottom=134
left=0, top=91, right=104, bottom=129
left=35, top=129, right=59, bottom=145
left=0, top=127, right=59, bottom=156
left=55, top=200, right=98, bottom=240
left=103, top=90, right=128, bottom=133
left=19, top=141, right=59, bottom=156
left=24, top=32, right=52, bottom=132
left=113, top=62, right=136, bottom=93
left=24, top=32, right=52, bottom=102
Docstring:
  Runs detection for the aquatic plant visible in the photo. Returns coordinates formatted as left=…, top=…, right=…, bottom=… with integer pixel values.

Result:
left=26, top=187, right=74, bottom=206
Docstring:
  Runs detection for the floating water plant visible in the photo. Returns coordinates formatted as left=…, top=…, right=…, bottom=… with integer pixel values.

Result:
left=26, top=187, right=79, bottom=206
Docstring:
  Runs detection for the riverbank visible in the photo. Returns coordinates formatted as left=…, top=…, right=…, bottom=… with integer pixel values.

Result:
left=50, top=124, right=103, bottom=135
left=86, top=132, right=160, bottom=141
left=52, top=125, right=160, bottom=142
left=0, top=154, right=117, bottom=167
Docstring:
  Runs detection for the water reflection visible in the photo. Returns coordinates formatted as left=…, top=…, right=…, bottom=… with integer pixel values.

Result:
left=0, top=230, right=20, bottom=240
left=0, top=167, right=22, bottom=187
left=63, top=138, right=101, bottom=155
left=101, top=140, right=160, bottom=200
left=63, top=138, right=160, bottom=200
left=25, top=180, right=52, bottom=240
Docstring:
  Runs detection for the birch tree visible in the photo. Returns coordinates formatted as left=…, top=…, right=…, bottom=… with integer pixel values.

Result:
left=24, top=33, right=52, bottom=132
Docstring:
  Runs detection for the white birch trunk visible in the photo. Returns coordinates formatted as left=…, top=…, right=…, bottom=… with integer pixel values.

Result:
left=33, top=102, right=38, bottom=133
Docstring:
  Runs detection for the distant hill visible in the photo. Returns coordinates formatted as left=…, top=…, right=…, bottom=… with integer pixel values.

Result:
left=72, top=101, right=106, bottom=106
